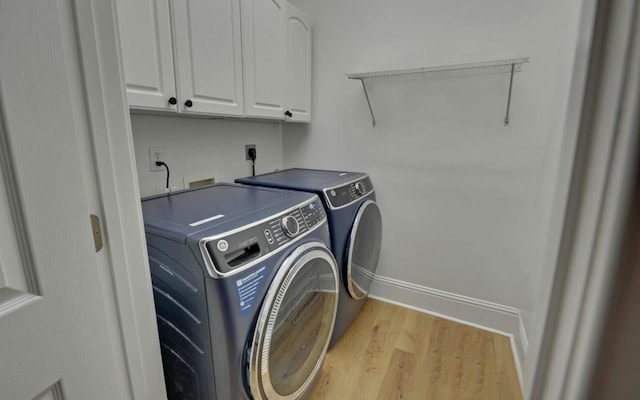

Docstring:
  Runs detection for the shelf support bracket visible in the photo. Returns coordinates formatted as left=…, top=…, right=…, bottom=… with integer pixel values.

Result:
left=359, top=78, right=376, bottom=127
left=504, top=63, right=515, bottom=126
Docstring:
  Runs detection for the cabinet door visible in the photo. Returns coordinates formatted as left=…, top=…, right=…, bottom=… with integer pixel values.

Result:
left=115, top=0, right=177, bottom=111
left=172, top=0, right=244, bottom=116
left=285, top=3, right=312, bottom=122
left=242, top=0, right=287, bottom=119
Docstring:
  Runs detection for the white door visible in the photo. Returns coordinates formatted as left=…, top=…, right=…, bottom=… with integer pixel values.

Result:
left=172, top=0, right=245, bottom=116
left=285, top=3, right=312, bottom=122
left=115, top=0, right=177, bottom=111
left=0, top=2, right=144, bottom=399
left=242, top=0, right=287, bottom=119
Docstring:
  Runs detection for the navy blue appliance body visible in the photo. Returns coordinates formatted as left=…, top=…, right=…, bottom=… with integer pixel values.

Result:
left=141, top=183, right=333, bottom=400
left=236, top=169, right=382, bottom=347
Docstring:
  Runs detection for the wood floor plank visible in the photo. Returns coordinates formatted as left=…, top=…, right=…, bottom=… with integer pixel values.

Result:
left=375, top=348, right=414, bottom=400
left=395, top=307, right=436, bottom=355
left=311, top=300, right=382, bottom=399
left=493, top=334, right=521, bottom=399
left=346, top=301, right=406, bottom=399
left=311, top=299, right=522, bottom=400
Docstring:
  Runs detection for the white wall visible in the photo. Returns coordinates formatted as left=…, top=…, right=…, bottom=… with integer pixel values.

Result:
left=130, top=114, right=283, bottom=197
left=283, top=0, right=585, bottom=386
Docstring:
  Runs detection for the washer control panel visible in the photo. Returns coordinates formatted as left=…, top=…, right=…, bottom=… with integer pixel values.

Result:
left=325, top=176, right=374, bottom=209
left=204, top=197, right=326, bottom=274
left=300, top=200, right=325, bottom=226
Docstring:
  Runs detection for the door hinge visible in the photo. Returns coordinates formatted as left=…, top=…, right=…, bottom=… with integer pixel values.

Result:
left=90, top=214, right=103, bottom=252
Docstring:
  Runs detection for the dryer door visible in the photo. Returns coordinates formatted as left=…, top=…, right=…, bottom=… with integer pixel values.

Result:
left=346, top=200, right=383, bottom=299
left=248, top=241, right=339, bottom=400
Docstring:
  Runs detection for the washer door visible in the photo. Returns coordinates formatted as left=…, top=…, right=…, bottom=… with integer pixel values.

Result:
left=248, top=241, right=339, bottom=400
left=346, top=200, right=383, bottom=299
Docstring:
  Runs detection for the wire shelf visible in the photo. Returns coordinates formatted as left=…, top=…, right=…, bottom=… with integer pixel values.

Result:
left=346, top=57, right=530, bottom=79
left=346, top=57, right=530, bottom=127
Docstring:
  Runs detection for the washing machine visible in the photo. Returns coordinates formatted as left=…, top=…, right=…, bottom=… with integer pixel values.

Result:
left=236, top=168, right=382, bottom=346
left=141, top=183, right=339, bottom=400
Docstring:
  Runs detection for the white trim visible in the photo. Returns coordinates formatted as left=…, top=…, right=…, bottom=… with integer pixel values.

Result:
left=523, top=0, right=601, bottom=396
left=519, top=315, right=529, bottom=356
left=369, top=274, right=526, bottom=391
left=528, top=0, right=640, bottom=400
left=73, top=1, right=167, bottom=399
left=533, top=0, right=640, bottom=398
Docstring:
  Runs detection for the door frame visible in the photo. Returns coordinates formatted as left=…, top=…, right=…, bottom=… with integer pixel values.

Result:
left=72, top=0, right=640, bottom=399
left=528, top=0, right=640, bottom=398
left=73, top=0, right=167, bottom=398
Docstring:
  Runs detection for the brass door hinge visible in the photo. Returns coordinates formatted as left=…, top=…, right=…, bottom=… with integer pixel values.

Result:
left=90, top=214, right=103, bottom=252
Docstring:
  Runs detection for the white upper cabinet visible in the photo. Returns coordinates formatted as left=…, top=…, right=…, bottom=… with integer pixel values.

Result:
left=241, top=0, right=287, bottom=119
left=285, top=3, right=312, bottom=122
left=172, top=0, right=244, bottom=116
left=116, top=0, right=177, bottom=111
left=116, top=0, right=244, bottom=116
left=115, top=0, right=310, bottom=121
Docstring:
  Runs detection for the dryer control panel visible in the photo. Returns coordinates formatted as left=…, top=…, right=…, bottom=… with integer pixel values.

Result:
left=203, top=197, right=326, bottom=276
left=324, top=176, right=374, bottom=209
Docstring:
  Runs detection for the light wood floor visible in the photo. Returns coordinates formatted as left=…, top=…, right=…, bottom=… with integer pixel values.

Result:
left=310, top=299, right=522, bottom=400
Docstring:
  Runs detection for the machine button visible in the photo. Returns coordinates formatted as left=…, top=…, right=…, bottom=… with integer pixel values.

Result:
left=216, top=240, right=229, bottom=252
left=264, top=229, right=274, bottom=244
left=281, top=215, right=300, bottom=237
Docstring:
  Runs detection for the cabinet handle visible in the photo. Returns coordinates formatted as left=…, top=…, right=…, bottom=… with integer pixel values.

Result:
left=184, top=99, right=193, bottom=108
left=284, top=110, right=293, bottom=118
left=168, top=97, right=177, bottom=105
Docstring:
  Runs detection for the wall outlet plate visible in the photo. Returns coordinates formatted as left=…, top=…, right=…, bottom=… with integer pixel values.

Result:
left=245, top=144, right=256, bottom=160
left=149, top=147, right=165, bottom=171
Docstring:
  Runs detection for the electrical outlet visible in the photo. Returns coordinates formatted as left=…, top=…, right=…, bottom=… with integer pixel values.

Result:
left=149, top=147, right=165, bottom=171
left=245, top=144, right=256, bottom=160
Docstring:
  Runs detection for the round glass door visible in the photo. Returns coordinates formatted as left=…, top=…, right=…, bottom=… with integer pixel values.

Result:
left=346, top=200, right=382, bottom=299
left=248, top=242, right=339, bottom=400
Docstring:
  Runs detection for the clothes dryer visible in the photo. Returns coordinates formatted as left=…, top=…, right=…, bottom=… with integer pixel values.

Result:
left=142, top=183, right=339, bottom=400
left=236, top=169, right=382, bottom=347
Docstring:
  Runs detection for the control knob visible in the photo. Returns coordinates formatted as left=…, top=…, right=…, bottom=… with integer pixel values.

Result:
left=354, top=181, right=367, bottom=196
left=281, top=215, right=300, bottom=237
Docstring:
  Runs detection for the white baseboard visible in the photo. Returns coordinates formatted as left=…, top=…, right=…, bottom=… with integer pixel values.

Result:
left=369, top=274, right=527, bottom=389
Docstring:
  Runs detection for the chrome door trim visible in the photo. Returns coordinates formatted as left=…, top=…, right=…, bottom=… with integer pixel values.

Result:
left=248, top=241, right=339, bottom=400
left=346, top=200, right=382, bottom=299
